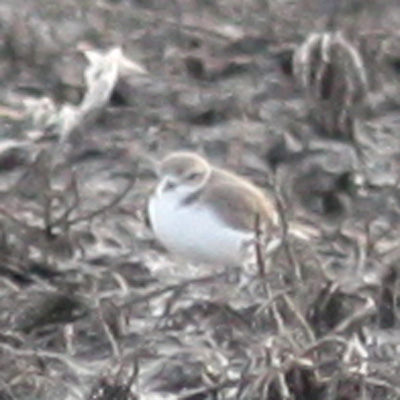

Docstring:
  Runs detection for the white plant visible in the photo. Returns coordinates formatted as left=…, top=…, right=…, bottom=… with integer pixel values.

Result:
left=24, top=46, right=148, bottom=142
left=293, top=31, right=369, bottom=137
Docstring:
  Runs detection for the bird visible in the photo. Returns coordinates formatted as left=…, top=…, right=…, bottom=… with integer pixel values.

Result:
left=147, top=151, right=282, bottom=267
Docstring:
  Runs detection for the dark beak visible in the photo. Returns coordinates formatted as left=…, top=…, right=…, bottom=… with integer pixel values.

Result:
left=163, top=180, right=176, bottom=192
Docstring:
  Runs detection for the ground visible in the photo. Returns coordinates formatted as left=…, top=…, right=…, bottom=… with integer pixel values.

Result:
left=0, top=1, right=400, bottom=399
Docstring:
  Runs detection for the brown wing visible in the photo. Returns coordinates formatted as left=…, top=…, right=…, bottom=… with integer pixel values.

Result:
left=200, top=171, right=279, bottom=232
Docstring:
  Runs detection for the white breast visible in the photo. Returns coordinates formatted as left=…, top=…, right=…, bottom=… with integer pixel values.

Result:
left=148, top=191, right=252, bottom=266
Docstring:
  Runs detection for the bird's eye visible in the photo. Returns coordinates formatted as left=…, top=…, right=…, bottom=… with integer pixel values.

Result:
left=186, top=171, right=201, bottom=181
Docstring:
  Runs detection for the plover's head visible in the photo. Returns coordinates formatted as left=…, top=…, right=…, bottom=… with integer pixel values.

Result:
left=156, top=152, right=212, bottom=197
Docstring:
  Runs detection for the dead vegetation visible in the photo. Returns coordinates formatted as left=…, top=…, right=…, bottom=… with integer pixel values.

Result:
left=292, top=31, right=369, bottom=140
left=0, top=0, right=400, bottom=399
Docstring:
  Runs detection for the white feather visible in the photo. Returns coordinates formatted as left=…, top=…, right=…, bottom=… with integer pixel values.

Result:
left=148, top=189, right=252, bottom=266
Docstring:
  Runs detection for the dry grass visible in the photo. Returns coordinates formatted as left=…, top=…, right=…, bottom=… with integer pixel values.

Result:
left=0, top=1, right=400, bottom=399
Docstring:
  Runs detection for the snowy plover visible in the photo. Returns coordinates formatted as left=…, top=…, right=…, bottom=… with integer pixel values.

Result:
left=148, top=152, right=281, bottom=266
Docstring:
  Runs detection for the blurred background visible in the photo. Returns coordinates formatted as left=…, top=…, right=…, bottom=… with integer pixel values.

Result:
left=0, top=0, right=400, bottom=399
